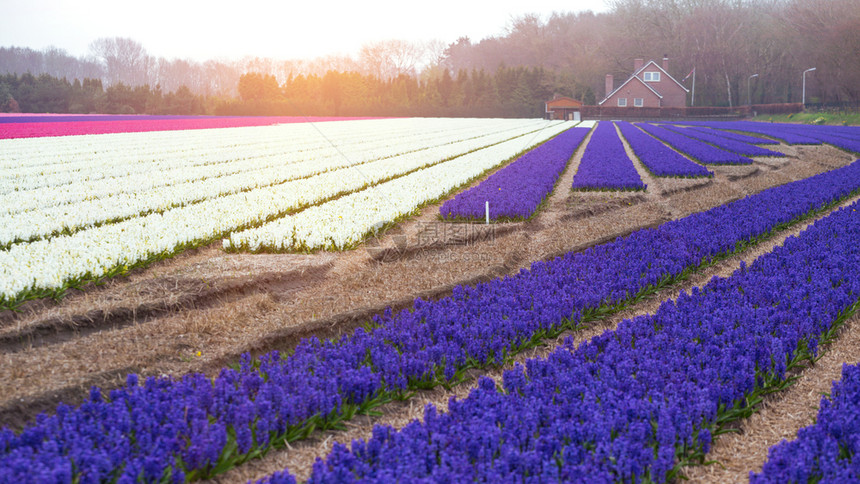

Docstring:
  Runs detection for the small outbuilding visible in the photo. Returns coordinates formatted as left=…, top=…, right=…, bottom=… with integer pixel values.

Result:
left=545, top=95, right=583, bottom=121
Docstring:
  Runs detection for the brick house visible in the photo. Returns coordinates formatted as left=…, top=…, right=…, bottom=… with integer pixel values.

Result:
left=544, top=95, right=583, bottom=120
left=599, top=56, right=688, bottom=108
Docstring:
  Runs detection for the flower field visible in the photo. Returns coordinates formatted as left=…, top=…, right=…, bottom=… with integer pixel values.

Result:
left=685, top=126, right=780, bottom=145
left=661, top=125, right=785, bottom=157
left=676, top=121, right=860, bottom=155
left=636, top=123, right=753, bottom=164
left=0, top=114, right=380, bottom=139
left=684, top=121, right=823, bottom=145
left=305, top=196, right=860, bottom=482
left=3, top=115, right=860, bottom=483
left=5, top=151, right=860, bottom=482
left=571, top=121, right=646, bottom=191
left=224, top=121, right=573, bottom=251
left=438, top=124, right=591, bottom=221
left=615, top=121, right=713, bottom=177
left=0, top=117, right=569, bottom=307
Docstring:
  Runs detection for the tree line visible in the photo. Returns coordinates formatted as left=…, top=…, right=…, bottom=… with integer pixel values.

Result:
left=1, top=0, right=857, bottom=116
left=0, top=73, right=207, bottom=114
left=0, top=67, right=586, bottom=118
left=221, top=67, right=595, bottom=117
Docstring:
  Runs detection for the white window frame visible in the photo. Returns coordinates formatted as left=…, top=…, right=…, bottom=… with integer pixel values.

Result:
left=643, top=71, right=661, bottom=82
left=617, top=97, right=627, bottom=107
left=634, top=98, right=644, bottom=107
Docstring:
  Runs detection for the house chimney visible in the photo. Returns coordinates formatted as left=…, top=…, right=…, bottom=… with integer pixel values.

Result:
left=605, top=74, right=614, bottom=98
left=662, top=54, right=669, bottom=72
left=634, top=58, right=644, bottom=72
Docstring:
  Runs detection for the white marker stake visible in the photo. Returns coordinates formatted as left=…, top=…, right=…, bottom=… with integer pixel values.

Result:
left=485, top=201, right=490, bottom=225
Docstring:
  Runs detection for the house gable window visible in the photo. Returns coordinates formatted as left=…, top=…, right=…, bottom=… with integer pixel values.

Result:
left=634, top=98, right=644, bottom=107
left=643, top=71, right=661, bottom=82
left=618, top=97, right=627, bottom=107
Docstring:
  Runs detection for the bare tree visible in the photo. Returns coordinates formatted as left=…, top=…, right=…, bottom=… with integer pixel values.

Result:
left=88, top=37, right=152, bottom=86
left=425, top=39, right=448, bottom=69
left=359, top=40, right=426, bottom=80
left=306, top=55, right=361, bottom=77
left=203, top=60, right=241, bottom=97
left=155, top=58, right=208, bottom=94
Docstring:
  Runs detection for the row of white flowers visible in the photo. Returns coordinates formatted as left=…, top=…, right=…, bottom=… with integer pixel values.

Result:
left=0, top=120, right=550, bottom=245
left=0, top=119, right=565, bottom=301
left=1, top=119, right=486, bottom=190
left=1, top=118, right=532, bottom=212
left=227, top=121, right=575, bottom=252
left=1, top=118, right=427, bottom=173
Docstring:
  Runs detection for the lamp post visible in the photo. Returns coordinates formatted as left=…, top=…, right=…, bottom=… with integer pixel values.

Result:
left=747, top=74, right=758, bottom=106
left=802, top=67, right=816, bottom=106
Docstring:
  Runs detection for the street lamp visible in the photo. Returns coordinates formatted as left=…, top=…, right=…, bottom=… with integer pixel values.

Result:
left=748, top=74, right=759, bottom=105
left=802, top=67, right=816, bottom=105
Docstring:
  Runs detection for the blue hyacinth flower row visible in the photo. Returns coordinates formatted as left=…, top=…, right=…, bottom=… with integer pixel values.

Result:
left=662, top=125, right=786, bottom=157
left=689, top=121, right=823, bottom=145
left=773, top=124, right=860, bottom=155
left=302, top=196, right=860, bottom=483
left=752, top=362, right=860, bottom=483
left=797, top=124, right=860, bottom=143
left=697, top=121, right=860, bottom=152
left=3, top=161, right=860, bottom=483
left=686, top=126, right=780, bottom=145
left=615, top=121, right=712, bottom=177
left=636, top=123, right=752, bottom=164
left=801, top=132, right=860, bottom=155
left=571, top=121, right=646, bottom=191
left=439, top=126, right=589, bottom=221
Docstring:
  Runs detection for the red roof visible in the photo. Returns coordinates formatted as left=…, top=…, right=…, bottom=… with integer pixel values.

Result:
left=545, top=96, right=583, bottom=109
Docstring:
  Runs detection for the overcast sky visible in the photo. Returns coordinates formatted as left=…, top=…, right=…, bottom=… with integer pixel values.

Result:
left=1, top=0, right=610, bottom=62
